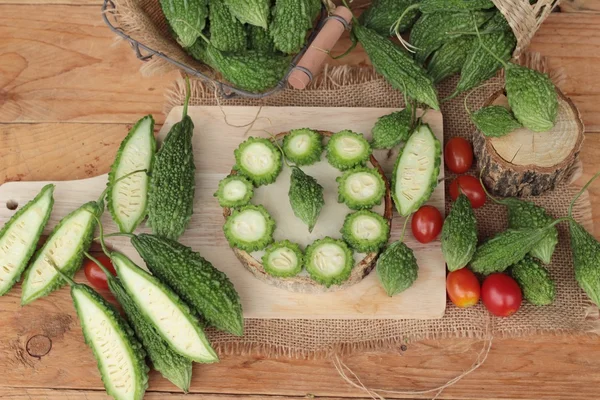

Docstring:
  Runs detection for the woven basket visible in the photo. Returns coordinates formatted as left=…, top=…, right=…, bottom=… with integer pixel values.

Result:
left=103, top=0, right=561, bottom=96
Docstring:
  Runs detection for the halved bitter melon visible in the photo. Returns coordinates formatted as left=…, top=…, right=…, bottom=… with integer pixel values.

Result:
left=391, top=123, right=441, bottom=216
left=108, top=115, right=156, bottom=233
left=0, top=184, right=54, bottom=296
left=111, top=252, right=218, bottom=364
left=21, top=201, right=101, bottom=305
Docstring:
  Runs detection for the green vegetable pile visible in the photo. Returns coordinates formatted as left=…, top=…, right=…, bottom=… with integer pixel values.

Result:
left=159, top=0, right=321, bottom=93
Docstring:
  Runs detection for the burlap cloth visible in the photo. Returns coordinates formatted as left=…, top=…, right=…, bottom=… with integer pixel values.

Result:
left=161, top=59, right=598, bottom=358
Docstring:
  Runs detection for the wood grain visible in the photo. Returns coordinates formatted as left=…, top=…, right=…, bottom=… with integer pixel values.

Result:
left=560, top=0, right=600, bottom=13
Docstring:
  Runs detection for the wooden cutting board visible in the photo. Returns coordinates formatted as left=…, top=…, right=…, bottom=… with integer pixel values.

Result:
left=0, top=106, right=446, bottom=320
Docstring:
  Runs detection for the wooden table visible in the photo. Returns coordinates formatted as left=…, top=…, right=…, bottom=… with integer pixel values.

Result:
left=1, top=1, right=600, bottom=399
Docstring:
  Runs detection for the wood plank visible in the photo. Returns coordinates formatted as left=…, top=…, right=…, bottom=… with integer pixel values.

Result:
left=0, top=4, right=177, bottom=124
left=560, top=0, right=600, bottom=13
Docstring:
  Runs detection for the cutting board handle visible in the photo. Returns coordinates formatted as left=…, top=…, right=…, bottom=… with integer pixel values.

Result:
left=287, top=6, right=353, bottom=90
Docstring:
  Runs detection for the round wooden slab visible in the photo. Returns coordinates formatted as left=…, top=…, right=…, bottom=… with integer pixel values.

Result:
left=222, top=130, right=393, bottom=293
left=474, top=89, right=584, bottom=197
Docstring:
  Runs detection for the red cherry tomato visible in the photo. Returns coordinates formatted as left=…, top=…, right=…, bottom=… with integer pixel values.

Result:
left=84, top=254, right=116, bottom=291
left=446, top=268, right=481, bottom=308
left=481, top=273, right=522, bottom=317
left=449, top=175, right=487, bottom=208
left=444, top=137, right=473, bottom=174
left=411, top=205, right=443, bottom=244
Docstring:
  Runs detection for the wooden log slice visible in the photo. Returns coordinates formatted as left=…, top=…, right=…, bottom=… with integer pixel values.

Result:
left=222, top=130, right=393, bottom=294
left=474, top=89, right=584, bottom=197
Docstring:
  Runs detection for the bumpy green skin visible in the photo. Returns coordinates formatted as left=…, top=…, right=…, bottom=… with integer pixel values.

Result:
left=410, top=11, right=493, bottom=65
left=0, top=184, right=54, bottom=296
left=146, top=107, right=195, bottom=241
left=471, top=106, right=522, bottom=138
left=371, top=108, right=412, bottom=149
left=270, top=0, right=319, bottom=54
left=132, top=234, right=244, bottom=336
left=305, top=237, right=353, bottom=287
left=442, top=194, right=478, bottom=271
left=71, top=284, right=149, bottom=400
left=223, top=204, right=276, bottom=252
left=420, top=0, right=494, bottom=13
left=427, top=36, right=474, bottom=84
left=570, top=221, right=600, bottom=307
left=107, top=276, right=192, bottom=392
left=214, top=175, right=254, bottom=208
left=289, top=167, right=324, bottom=232
left=234, top=137, right=282, bottom=186
left=353, top=24, right=439, bottom=110
left=376, top=241, right=418, bottom=296
left=360, top=0, right=420, bottom=35
left=506, top=63, right=559, bottom=132
left=453, top=13, right=516, bottom=96
left=160, top=0, right=207, bottom=47
left=336, top=166, right=386, bottom=210
left=391, top=123, right=442, bottom=216
left=498, top=198, right=558, bottom=264
left=326, top=130, right=372, bottom=170
left=107, top=115, right=156, bottom=234
left=282, top=128, right=323, bottom=166
left=209, top=0, right=247, bottom=52
left=470, top=227, right=550, bottom=275
left=223, top=0, right=270, bottom=28
left=247, top=25, right=275, bottom=52
left=261, top=240, right=304, bottom=278
left=511, top=256, right=555, bottom=306
left=341, top=210, right=390, bottom=253
left=21, top=201, right=100, bottom=305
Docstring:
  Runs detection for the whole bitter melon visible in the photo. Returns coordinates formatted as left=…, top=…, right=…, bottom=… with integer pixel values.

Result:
left=288, top=167, right=325, bottom=233
left=353, top=23, right=439, bottom=110
left=146, top=79, right=195, bottom=241
left=376, top=241, right=418, bottom=296
left=223, top=0, right=270, bottom=29
left=132, top=233, right=245, bottom=336
left=270, top=0, right=320, bottom=54
left=247, top=25, right=275, bottom=52
left=470, top=105, right=522, bottom=138
left=441, top=194, right=478, bottom=271
left=427, top=36, right=474, bottom=84
left=209, top=0, right=247, bottom=52
left=511, top=256, right=555, bottom=306
left=370, top=107, right=413, bottom=149
left=419, top=0, right=495, bottom=13
left=160, top=0, right=208, bottom=47
left=360, top=0, right=420, bottom=35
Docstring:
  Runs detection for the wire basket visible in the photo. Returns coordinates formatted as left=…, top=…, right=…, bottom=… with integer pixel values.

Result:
left=102, top=0, right=328, bottom=99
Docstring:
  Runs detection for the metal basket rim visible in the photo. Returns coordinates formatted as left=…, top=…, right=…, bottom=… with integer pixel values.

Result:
left=101, top=0, right=327, bottom=99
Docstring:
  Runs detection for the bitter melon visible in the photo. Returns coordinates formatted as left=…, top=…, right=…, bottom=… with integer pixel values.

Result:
left=270, top=0, right=320, bottom=54
left=470, top=105, right=522, bottom=137
left=360, top=0, right=420, bottom=35
left=223, top=0, right=270, bottom=29
left=108, top=115, right=156, bottom=234
left=112, top=252, right=218, bottom=363
left=262, top=240, right=304, bottom=278
left=21, top=201, right=101, bottom=305
left=214, top=175, right=254, bottom=208
left=376, top=241, right=418, bottom=296
left=353, top=23, right=439, bottom=110
left=209, top=0, right=247, bottom=52
left=427, top=36, right=474, bottom=84
left=160, top=0, right=208, bottom=47
left=305, top=237, right=353, bottom=287
left=371, top=107, right=413, bottom=150
left=247, top=25, right=275, bottom=52
left=56, top=265, right=149, bottom=400
left=511, top=256, right=555, bottom=306
left=89, top=255, right=192, bottom=392
left=283, top=128, right=323, bottom=166
left=289, top=167, right=325, bottom=233
left=336, top=166, right=386, bottom=210
left=419, top=0, right=495, bottom=13
left=223, top=204, right=275, bottom=251
left=0, top=184, right=54, bottom=296
left=146, top=79, right=195, bottom=241
left=234, top=137, right=282, bottom=186
left=132, top=233, right=244, bottom=337
left=341, top=210, right=390, bottom=253
left=441, top=194, right=478, bottom=271
left=391, top=123, right=441, bottom=216
left=326, top=130, right=372, bottom=170
left=570, top=220, right=600, bottom=307
left=505, top=63, right=558, bottom=132
left=409, top=11, right=493, bottom=65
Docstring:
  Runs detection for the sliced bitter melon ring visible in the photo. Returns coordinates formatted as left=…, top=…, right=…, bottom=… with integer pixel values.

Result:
left=221, top=130, right=393, bottom=293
